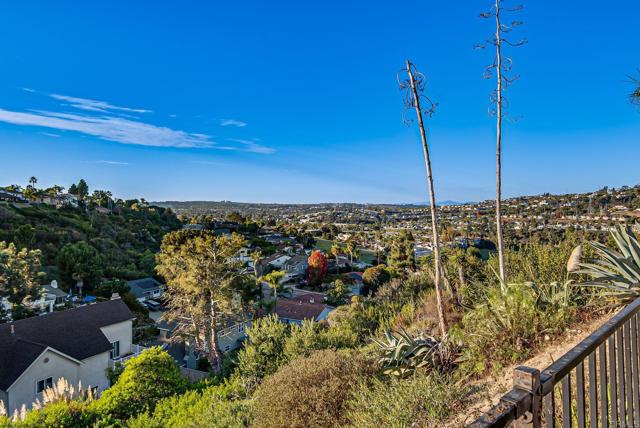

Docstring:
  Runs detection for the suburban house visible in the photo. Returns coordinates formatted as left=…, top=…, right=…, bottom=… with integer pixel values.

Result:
left=0, top=299, right=135, bottom=413
left=264, top=253, right=291, bottom=270
left=156, top=316, right=251, bottom=368
left=1, top=281, right=69, bottom=317
left=0, top=190, right=27, bottom=203
left=283, top=255, right=308, bottom=276
left=29, top=281, right=70, bottom=313
left=274, top=293, right=334, bottom=325
left=127, top=278, right=164, bottom=302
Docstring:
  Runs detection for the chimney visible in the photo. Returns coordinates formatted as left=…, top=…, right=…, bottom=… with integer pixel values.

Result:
left=50, top=280, right=58, bottom=289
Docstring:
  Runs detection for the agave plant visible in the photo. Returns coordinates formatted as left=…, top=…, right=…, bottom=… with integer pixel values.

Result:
left=574, top=225, right=640, bottom=299
left=372, top=329, right=455, bottom=378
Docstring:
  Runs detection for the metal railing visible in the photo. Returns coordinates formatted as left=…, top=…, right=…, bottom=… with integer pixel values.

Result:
left=468, top=297, right=640, bottom=428
left=109, top=344, right=149, bottom=367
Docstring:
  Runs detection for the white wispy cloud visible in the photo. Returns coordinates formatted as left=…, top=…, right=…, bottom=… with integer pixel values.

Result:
left=94, top=160, right=130, bottom=165
left=2, top=91, right=275, bottom=154
left=0, top=108, right=214, bottom=148
left=49, top=93, right=152, bottom=114
left=227, top=138, right=275, bottom=154
left=220, top=119, right=247, bottom=127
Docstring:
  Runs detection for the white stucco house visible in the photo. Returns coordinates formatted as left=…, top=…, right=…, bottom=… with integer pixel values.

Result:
left=0, top=299, right=135, bottom=413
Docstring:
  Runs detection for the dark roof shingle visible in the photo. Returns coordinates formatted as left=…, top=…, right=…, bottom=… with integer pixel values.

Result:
left=0, top=299, right=134, bottom=390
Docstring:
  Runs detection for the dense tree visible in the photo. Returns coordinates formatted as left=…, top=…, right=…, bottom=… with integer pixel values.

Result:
left=327, top=279, right=350, bottom=306
left=387, top=230, right=415, bottom=272
left=306, top=250, right=328, bottom=286
left=156, top=230, right=248, bottom=369
left=57, top=241, right=103, bottom=293
left=13, top=224, right=36, bottom=249
left=76, top=179, right=89, bottom=201
left=0, top=242, right=43, bottom=320
left=362, top=265, right=392, bottom=295
left=226, top=211, right=245, bottom=224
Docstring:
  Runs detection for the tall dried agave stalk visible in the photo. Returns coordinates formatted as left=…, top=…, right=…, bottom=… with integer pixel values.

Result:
left=399, top=61, right=448, bottom=337
left=478, top=0, right=526, bottom=286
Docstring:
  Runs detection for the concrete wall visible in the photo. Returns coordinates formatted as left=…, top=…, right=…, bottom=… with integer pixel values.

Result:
left=7, top=349, right=80, bottom=413
left=100, top=320, right=133, bottom=357
left=0, top=390, right=8, bottom=413
left=77, top=352, right=110, bottom=393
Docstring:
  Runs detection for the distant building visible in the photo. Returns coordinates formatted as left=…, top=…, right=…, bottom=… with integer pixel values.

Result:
left=183, top=223, right=204, bottom=231
left=282, top=255, right=308, bottom=280
left=262, top=254, right=291, bottom=270
left=0, top=190, right=27, bottom=203
left=127, top=278, right=164, bottom=302
left=274, top=294, right=333, bottom=325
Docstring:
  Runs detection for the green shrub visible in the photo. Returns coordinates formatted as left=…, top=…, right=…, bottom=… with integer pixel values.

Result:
left=284, top=320, right=358, bottom=361
left=91, top=347, right=186, bottom=420
left=251, top=349, right=376, bottom=428
left=17, top=400, right=97, bottom=428
left=327, top=297, right=404, bottom=342
left=455, top=281, right=574, bottom=372
left=236, top=315, right=289, bottom=390
left=128, top=379, right=249, bottom=428
left=346, top=372, right=469, bottom=428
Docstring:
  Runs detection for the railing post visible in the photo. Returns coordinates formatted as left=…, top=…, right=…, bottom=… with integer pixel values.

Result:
left=513, top=366, right=541, bottom=428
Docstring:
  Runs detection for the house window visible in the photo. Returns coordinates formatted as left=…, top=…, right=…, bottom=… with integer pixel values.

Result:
left=36, top=377, right=53, bottom=394
left=110, top=341, right=120, bottom=359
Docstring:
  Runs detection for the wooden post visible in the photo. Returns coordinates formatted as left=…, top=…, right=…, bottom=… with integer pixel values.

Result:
left=513, top=366, right=541, bottom=428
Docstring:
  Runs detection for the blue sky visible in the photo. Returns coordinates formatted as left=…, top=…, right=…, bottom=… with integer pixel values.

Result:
left=0, top=1, right=638, bottom=203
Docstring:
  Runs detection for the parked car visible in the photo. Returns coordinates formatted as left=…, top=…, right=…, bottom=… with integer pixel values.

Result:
left=145, top=300, right=162, bottom=311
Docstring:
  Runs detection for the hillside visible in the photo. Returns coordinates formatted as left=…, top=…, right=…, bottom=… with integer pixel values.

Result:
left=0, top=201, right=181, bottom=290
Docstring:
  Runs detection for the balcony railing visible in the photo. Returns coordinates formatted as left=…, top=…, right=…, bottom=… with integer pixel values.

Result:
left=109, top=344, right=149, bottom=367
left=467, top=297, right=640, bottom=428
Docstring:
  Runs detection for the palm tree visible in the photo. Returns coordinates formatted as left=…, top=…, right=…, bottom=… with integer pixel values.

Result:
left=251, top=250, right=263, bottom=277
left=331, top=244, right=341, bottom=274
left=401, top=61, right=448, bottom=337
left=260, top=270, right=285, bottom=313
left=28, top=176, right=37, bottom=188
left=346, top=240, right=356, bottom=264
